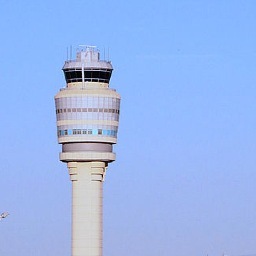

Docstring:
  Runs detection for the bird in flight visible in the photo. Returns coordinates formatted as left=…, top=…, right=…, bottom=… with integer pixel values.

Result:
left=0, top=212, right=9, bottom=220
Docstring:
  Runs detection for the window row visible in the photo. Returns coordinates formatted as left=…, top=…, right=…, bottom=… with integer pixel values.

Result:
left=56, top=112, right=119, bottom=121
left=63, top=69, right=112, bottom=84
left=58, top=124, right=117, bottom=130
left=57, top=128, right=117, bottom=137
left=56, top=108, right=120, bottom=114
left=55, top=97, right=120, bottom=109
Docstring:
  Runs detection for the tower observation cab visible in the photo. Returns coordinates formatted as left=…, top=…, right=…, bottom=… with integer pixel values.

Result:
left=55, top=46, right=121, bottom=163
left=54, top=45, right=121, bottom=256
left=63, top=46, right=113, bottom=84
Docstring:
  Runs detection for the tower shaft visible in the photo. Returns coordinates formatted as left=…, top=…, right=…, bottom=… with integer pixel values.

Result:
left=68, top=162, right=106, bottom=256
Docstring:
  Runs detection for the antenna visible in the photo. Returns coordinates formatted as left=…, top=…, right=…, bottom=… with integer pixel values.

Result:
left=70, top=45, right=72, bottom=60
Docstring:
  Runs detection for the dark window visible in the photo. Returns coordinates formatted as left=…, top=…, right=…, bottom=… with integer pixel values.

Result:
left=63, top=68, right=112, bottom=83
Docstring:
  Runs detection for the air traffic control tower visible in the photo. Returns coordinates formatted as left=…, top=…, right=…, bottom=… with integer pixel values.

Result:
left=54, top=46, right=121, bottom=256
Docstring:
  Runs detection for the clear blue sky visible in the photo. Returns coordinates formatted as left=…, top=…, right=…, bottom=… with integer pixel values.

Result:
left=0, top=0, right=256, bottom=255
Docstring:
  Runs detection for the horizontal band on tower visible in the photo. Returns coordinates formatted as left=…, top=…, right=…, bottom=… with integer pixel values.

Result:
left=60, top=152, right=116, bottom=162
left=62, top=143, right=113, bottom=153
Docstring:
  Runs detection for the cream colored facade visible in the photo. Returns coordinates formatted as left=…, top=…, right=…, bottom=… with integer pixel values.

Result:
left=68, top=162, right=105, bottom=256
left=55, top=46, right=120, bottom=256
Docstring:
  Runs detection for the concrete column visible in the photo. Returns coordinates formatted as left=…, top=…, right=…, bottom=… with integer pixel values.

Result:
left=68, top=161, right=106, bottom=256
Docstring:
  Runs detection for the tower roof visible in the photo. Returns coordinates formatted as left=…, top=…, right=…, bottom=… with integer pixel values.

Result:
left=63, top=46, right=113, bottom=70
